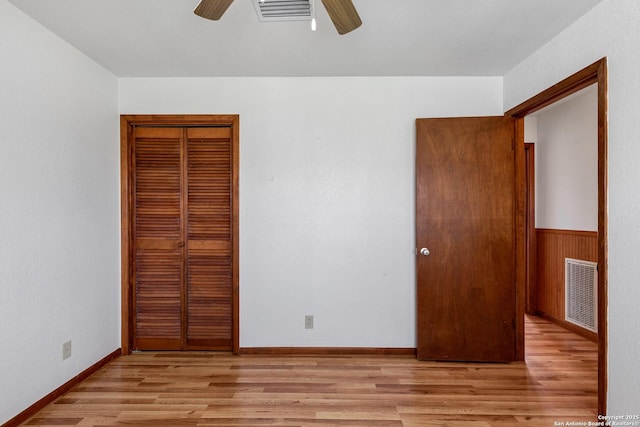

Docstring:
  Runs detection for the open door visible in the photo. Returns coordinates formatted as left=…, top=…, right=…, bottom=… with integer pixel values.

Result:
left=416, top=116, right=520, bottom=362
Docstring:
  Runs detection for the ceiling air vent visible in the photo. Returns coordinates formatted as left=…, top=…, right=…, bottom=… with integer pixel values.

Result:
left=252, top=0, right=312, bottom=22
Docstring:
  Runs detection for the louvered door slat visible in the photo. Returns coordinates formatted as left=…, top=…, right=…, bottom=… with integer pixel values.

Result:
left=186, top=127, right=233, bottom=348
left=133, top=127, right=183, bottom=349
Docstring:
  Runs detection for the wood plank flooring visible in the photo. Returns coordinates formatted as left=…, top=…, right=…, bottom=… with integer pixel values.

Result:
left=22, top=316, right=597, bottom=426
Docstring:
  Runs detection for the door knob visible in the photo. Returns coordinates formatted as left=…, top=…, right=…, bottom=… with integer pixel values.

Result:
left=420, top=247, right=430, bottom=256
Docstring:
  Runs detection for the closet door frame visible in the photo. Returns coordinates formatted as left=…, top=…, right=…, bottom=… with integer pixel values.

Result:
left=120, top=114, right=240, bottom=355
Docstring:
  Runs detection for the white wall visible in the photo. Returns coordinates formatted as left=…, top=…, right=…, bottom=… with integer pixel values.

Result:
left=524, top=115, right=538, bottom=143
left=120, top=76, right=503, bottom=348
left=532, top=86, right=598, bottom=231
left=504, top=0, right=640, bottom=413
left=0, top=1, right=120, bottom=424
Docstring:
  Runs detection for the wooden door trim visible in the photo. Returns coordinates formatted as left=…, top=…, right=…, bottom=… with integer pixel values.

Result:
left=120, top=114, right=240, bottom=355
left=514, top=118, right=526, bottom=361
left=524, top=143, right=536, bottom=315
left=506, top=58, right=608, bottom=415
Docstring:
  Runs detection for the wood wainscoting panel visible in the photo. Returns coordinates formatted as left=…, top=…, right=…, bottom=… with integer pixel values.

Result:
left=535, top=228, right=597, bottom=340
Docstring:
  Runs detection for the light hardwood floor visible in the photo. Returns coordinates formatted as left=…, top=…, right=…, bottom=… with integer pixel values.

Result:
left=22, top=315, right=597, bottom=426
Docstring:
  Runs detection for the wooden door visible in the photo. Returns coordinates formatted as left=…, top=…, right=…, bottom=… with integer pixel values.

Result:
left=416, top=116, right=517, bottom=362
left=132, top=126, right=234, bottom=351
left=185, top=127, right=233, bottom=350
left=133, top=127, right=183, bottom=350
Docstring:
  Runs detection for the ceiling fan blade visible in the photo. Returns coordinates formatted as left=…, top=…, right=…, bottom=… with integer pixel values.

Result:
left=320, top=0, right=362, bottom=35
left=194, top=0, right=235, bottom=20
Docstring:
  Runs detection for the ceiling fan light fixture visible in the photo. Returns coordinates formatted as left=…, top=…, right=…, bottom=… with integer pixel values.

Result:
left=195, top=0, right=361, bottom=35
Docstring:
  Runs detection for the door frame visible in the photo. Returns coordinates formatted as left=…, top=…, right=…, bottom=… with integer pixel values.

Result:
left=506, top=58, right=608, bottom=415
left=524, top=143, right=536, bottom=315
left=120, top=114, right=240, bottom=355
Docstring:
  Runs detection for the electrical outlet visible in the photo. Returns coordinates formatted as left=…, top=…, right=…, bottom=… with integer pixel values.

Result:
left=305, top=315, right=314, bottom=329
left=62, top=340, right=72, bottom=360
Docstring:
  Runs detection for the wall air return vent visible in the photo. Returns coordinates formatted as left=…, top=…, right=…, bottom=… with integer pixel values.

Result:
left=565, top=258, right=598, bottom=333
left=253, top=0, right=312, bottom=22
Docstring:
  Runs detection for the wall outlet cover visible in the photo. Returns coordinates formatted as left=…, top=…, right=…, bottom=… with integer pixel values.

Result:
left=62, top=340, right=72, bottom=360
left=305, top=315, right=314, bottom=329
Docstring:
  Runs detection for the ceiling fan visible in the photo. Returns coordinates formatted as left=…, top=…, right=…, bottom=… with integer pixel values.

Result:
left=194, top=0, right=362, bottom=35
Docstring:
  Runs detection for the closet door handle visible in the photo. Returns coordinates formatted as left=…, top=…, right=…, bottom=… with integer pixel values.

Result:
left=420, top=247, right=430, bottom=256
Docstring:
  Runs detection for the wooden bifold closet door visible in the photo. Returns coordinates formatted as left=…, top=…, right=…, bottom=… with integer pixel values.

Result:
left=132, top=125, right=234, bottom=351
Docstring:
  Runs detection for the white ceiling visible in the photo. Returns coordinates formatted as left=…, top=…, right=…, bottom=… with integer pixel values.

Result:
left=8, top=0, right=604, bottom=77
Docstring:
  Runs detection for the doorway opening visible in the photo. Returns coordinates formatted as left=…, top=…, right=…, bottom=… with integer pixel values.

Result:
left=506, top=58, right=608, bottom=415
